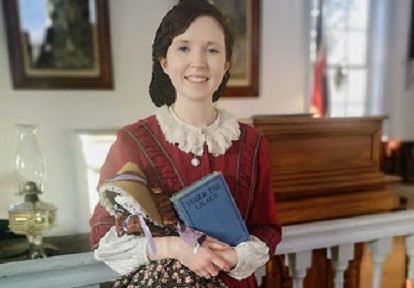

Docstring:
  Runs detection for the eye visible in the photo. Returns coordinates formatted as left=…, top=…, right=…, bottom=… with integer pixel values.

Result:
left=207, top=48, right=219, bottom=54
left=178, top=46, right=189, bottom=52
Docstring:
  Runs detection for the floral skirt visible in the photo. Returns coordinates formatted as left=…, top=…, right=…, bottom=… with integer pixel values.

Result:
left=113, top=258, right=227, bottom=288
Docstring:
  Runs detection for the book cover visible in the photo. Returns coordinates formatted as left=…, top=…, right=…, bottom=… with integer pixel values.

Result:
left=170, top=172, right=249, bottom=246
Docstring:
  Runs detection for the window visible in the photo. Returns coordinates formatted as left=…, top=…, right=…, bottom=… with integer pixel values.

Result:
left=310, top=0, right=373, bottom=117
left=79, top=133, right=116, bottom=214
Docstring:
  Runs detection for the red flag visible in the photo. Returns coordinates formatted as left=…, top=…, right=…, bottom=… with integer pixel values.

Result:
left=311, top=0, right=329, bottom=117
left=311, top=43, right=328, bottom=117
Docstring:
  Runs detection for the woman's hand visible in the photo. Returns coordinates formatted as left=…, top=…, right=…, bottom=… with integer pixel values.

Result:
left=147, top=236, right=231, bottom=278
left=202, top=236, right=238, bottom=269
left=211, top=246, right=238, bottom=270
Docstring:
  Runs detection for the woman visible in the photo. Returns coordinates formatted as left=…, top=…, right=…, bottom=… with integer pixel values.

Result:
left=89, top=1, right=281, bottom=287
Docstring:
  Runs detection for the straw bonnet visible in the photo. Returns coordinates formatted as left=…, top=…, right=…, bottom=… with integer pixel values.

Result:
left=98, top=162, right=163, bottom=227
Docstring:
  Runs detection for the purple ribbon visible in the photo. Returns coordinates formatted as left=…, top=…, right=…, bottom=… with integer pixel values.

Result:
left=122, top=210, right=157, bottom=255
left=177, top=221, right=206, bottom=247
left=105, top=174, right=147, bottom=185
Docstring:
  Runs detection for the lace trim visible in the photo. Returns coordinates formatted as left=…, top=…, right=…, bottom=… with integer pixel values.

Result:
left=155, top=105, right=240, bottom=156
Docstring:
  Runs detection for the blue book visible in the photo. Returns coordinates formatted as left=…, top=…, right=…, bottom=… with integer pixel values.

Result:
left=170, top=172, right=249, bottom=246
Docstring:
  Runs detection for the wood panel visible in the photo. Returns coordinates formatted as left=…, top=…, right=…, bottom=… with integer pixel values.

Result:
left=252, top=116, right=400, bottom=224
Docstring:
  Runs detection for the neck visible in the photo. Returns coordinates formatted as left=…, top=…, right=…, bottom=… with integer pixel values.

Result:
left=172, top=101, right=217, bottom=128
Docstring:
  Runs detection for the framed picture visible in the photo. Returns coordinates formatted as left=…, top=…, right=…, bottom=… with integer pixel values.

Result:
left=208, top=0, right=260, bottom=97
left=2, top=0, right=113, bottom=89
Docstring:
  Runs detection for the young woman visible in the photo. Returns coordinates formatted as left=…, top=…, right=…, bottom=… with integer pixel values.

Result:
left=89, top=1, right=281, bottom=287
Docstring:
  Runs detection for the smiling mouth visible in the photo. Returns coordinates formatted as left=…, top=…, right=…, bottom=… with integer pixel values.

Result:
left=185, top=76, right=209, bottom=83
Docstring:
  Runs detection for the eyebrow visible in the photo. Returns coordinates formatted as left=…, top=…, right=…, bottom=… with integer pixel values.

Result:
left=173, top=39, right=223, bottom=47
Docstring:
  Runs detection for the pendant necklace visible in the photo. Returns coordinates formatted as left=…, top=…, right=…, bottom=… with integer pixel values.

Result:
left=191, top=155, right=201, bottom=167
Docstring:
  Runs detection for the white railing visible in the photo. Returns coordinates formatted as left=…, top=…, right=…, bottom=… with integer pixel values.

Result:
left=1, top=210, right=414, bottom=288
left=0, top=252, right=117, bottom=288
left=262, top=209, right=414, bottom=288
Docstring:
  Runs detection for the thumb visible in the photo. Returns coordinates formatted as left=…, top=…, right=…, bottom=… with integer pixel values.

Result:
left=203, top=236, right=229, bottom=250
left=207, top=242, right=229, bottom=250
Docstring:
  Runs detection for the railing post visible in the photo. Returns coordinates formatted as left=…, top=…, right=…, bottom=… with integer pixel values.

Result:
left=368, top=237, right=392, bottom=288
left=330, top=244, right=354, bottom=288
left=287, top=250, right=312, bottom=288
left=406, top=234, right=414, bottom=282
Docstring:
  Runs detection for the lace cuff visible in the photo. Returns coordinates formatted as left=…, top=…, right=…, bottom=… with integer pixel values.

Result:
left=94, top=226, right=150, bottom=275
left=228, top=235, right=270, bottom=280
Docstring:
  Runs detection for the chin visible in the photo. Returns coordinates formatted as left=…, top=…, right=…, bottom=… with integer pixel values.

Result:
left=181, top=89, right=216, bottom=101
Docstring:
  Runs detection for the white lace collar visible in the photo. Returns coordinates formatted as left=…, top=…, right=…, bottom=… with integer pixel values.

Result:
left=155, top=105, right=240, bottom=157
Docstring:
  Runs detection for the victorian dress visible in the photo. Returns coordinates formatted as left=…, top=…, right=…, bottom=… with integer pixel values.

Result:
left=89, top=106, right=282, bottom=288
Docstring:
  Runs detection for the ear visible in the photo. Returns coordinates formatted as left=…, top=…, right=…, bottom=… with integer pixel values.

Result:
left=159, top=57, right=169, bottom=75
left=224, top=61, right=230, bottom=72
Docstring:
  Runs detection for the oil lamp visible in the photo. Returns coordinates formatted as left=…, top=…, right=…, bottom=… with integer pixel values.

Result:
left=8, top=124, right=57, bottom=259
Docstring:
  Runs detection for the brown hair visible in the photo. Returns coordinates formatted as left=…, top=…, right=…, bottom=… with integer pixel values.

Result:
left=149, top=0, right=234, bottom=107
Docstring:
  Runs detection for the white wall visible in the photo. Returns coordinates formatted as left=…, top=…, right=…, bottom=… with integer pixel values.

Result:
left=385, top=0, right=414, bottom=141
left=0, top=0, right=307, bottom=235
left=220, top=0, right=307, bottom=117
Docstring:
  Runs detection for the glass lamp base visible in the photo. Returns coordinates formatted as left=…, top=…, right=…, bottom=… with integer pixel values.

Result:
left=27, top=234, right=47, bottom=259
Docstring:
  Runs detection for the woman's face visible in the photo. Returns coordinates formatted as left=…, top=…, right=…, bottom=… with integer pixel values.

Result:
left=160, top=16, right=230, bottom=103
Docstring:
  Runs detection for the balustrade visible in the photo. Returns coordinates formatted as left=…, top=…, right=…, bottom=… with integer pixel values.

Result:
left=1, top=210, right=414, bottom=288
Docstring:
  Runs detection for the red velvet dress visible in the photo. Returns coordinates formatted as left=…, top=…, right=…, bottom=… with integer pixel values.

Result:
left=90, top=114, right=282, bottom=288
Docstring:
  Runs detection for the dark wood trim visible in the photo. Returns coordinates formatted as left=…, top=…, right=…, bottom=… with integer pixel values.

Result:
left=2, top=0, right=113, bottom=89
left=223, top=0, right=260, bottom=97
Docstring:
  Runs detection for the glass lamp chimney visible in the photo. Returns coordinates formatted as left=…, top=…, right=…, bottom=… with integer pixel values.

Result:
left=14, top=124, right=45, bottom=193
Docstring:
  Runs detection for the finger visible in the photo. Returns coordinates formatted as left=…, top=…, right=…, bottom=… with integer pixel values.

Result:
left=211, top=257, right=230, bottom=272
left=204, top=265, right=221, bottom=278
left=206, top=242, right=230, bottom=251
left=194, top=269, right=205, bottom=278
left=203, top=271, right=212, bottom=279
left=204, top=236, right=225, bottom=243
left=194, top=267, right=216, bottom=279
left=203, top=236, right=229, bottom=249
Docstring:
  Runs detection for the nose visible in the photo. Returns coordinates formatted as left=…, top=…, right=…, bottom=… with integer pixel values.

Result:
left=190, top=50, right=207, bottom=68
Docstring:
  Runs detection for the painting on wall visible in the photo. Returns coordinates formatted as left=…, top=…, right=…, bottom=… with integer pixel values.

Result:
left=2, top=0, right=113, bottom=89
left=208, top=0, right=260, bottom=97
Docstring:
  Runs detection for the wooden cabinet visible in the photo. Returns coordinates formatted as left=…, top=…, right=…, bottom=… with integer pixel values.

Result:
left=252, top=116, right=400, bottom=288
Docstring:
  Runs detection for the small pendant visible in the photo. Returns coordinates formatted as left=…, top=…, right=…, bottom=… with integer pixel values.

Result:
left=191, top=156, right=200, bottom=167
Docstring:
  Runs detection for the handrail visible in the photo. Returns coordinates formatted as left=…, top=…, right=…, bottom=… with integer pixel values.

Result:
left=1, top=210, right=414, bottom=288
left=276, top=209, right=414, bottom=255
left=0, top=252, right=118, bottom=288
